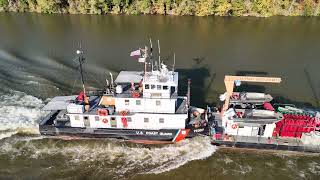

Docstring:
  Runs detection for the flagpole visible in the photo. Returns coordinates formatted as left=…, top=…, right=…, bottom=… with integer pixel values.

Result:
left=158, top=40, right=161, bottom=71
left=149, top=38, right=153, bottom=71
left=144, top=46, right=148, bottom=78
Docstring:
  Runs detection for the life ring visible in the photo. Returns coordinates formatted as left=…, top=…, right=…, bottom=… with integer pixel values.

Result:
left=102, top=118, right=108, bottom=124
left=231, top=124, right=238, bottom=129
left=120, top=110, right=128, bottom=116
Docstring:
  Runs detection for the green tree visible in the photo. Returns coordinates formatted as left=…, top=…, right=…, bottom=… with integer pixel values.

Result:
left=17, top=0, right=29, bottom=12
left=0, top=0, right=8, bottom=8
left=195, top=0, right=215, bottom=16
left=252, top=0, right=273, bottom=16
left=214, top=0, right=232, bottom=16
left=174, top=0, right=196, bottom=15
left=303, top=0, right=316, bottom=16
left=231, top=0, right=246, bottom=16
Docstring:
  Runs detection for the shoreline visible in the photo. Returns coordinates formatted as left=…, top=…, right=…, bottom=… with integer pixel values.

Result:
left=1, top=0, right=320, bottom=17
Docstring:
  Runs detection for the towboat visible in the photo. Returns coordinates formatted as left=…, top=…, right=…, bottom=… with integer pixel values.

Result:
left=210, top=75, right=320, bottom=153
left=39, top=46, right=212, bottom=143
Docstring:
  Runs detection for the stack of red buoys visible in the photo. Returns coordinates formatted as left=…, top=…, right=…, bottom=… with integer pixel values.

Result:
left=273, top=113, right=318, bottom=138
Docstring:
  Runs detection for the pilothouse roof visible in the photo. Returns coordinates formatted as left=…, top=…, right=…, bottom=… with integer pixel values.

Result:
left=114, top=71, right=143, bottom=83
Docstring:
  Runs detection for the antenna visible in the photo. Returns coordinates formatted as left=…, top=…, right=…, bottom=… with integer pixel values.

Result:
left=151, top=61, right=154, bottom=71
left=109, top=72, right=114, bottom=89
left=158, top=39, right=161, bottom=71
left=149, top=38, right=153, bottom=59
left=173, top=53, right=175, bottom=72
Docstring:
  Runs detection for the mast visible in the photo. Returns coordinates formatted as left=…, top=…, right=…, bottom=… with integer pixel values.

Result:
left=172, top=53, right=176, bottom=79
left=76, top=49, right=90, bottom=112
left=158, top=39, right=161, bottom=70
left=77, top=49, right=86, bottom=95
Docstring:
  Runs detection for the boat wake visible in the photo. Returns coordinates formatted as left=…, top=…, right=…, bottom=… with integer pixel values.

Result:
left=0, top=90, right=45, bottom=140
left=0, top=136, right=215, bottom=179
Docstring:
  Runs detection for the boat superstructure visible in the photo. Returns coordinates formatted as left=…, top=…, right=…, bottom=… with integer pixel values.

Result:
left=39, top=45, right=211, bottom=143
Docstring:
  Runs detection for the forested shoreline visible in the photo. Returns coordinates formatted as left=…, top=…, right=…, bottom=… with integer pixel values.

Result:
left=1, top=0, right=320, bottom=17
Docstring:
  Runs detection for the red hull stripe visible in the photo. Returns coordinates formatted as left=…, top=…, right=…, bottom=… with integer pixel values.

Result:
left=172, top=129, right=190, bottom=142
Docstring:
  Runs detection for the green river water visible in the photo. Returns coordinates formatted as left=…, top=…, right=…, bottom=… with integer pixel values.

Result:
left=0, top=13, right=319, bottom=179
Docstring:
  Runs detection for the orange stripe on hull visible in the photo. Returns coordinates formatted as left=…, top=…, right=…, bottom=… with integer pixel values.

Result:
left=173, top=129, right=190, bottom=142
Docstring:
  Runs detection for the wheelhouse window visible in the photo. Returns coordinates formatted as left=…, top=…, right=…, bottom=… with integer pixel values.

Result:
left=125, top=99, right=129, bottom=105
left=157, top=85, right=161, bottom=90
left=84, top=116, right=89, bottom=120
left=156, top=100, right=161, bottom=106
left=159, top=118, right=164, bottom=123
left=163, top=86, right=168, bottom=90
left=136, top=99, right=141, bottom=105
left=151, top=84, right=155, bottom=89
left=127, top=117, right=132, bottom=122
left=171, top=86, right=176, bottom=93
left=145, top=84, right=150, bottom=89
left=144, top=118, right=149, bottom=123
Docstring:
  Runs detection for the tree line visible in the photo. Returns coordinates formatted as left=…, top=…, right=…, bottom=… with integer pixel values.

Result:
left=1, top=0, right=320, bottom=16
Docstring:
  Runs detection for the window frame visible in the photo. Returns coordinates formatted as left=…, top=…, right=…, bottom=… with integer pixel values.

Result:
left=127, top=117, right=132, bottom=122
left=125, top=99, right=130, bottom=105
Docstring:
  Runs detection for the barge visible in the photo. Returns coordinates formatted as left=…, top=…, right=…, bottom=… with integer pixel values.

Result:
left=210, top=75, right=320, bottom=153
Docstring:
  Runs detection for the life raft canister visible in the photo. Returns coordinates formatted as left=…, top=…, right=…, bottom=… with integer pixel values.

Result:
left=121, top=117, right=128, bottom=128
left=231, top=123, right=238, bottom=129
left=120, top=110, right=128, bottom=128
left=102, top=118, right=108, bottom=124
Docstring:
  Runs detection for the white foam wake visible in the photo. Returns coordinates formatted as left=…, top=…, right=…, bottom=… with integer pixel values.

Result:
left=145, top=136, right=216, bottom=174
left=0, top=90, right=45, bottom=139
left=0, top=136, right=215, bottom=177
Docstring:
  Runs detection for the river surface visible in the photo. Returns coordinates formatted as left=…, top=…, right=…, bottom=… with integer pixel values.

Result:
left=0, top=13, right=320, bottom=179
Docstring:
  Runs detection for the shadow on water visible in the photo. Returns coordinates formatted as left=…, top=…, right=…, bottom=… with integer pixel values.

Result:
left=177, top=57, right=216, bottom=107
left=272, top=96, right=315, bottom=109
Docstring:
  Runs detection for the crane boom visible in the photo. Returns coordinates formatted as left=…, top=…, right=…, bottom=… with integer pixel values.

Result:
left=222, top=75, right=282, bottom=112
